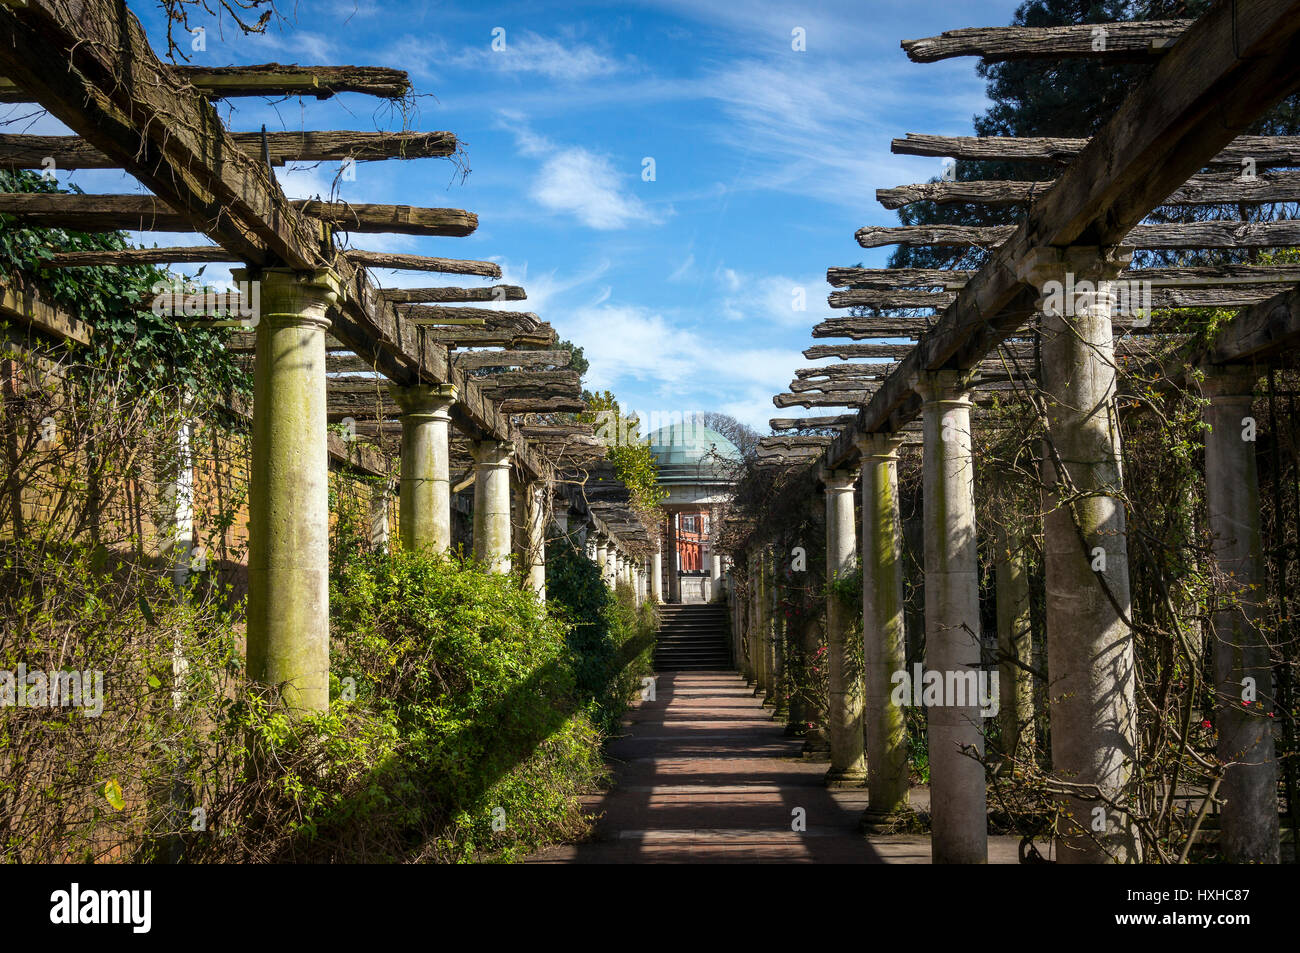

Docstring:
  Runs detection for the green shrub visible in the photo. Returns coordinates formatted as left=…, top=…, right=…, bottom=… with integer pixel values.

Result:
left=544, top=537, right=656, bottom=736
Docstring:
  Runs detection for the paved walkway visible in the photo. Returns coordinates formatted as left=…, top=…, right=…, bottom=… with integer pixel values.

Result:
left=528, top=671, right=1025, bottom=863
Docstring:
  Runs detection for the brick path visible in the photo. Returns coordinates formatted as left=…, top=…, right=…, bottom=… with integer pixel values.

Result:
left=528, top=671, right=1026, bottom=863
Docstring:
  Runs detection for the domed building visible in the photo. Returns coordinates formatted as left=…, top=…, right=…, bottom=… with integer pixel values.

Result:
left=647, top=417, right=741, bottom=603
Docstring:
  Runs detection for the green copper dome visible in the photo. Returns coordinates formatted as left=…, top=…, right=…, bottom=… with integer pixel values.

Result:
left=648, top=421, right=741, bottom=468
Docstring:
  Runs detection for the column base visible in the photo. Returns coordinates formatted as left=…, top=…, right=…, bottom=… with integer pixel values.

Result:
left=859, top=807, right=924, bottom=834
left=824, top=767, right=867, bottom=788
left=802, top=730, right=831, bottom=761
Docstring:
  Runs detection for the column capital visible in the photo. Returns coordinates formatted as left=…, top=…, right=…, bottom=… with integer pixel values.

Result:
left=1015, top=245, right=1134, bottom=289
left=912, top=369, right=972, bottom=405
left=854, top=431, right=906, bottom=459
left=1200, top=367, right=1259, bottom=402
left=470, top=439, right=513, bottom=468
left=388, top=383, right=457, bottom=417
left=820, top=466, right=858, bottom=491
left=232, top=266, right=342, bottom=331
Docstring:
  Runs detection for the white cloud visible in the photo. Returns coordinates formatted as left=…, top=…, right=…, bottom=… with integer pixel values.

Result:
left=533, top=147, right=665, bottom=230
left=455, top=31, right=626, bottom=82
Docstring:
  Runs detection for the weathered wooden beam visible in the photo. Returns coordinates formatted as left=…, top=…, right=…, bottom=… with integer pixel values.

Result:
left=829, top=283, right=1297, bottom=311
left=770, top=415, right=857, bottom=431
left=891, top=132, right=1300, bottom=168
left=383, top=285, right=525, bottom=304
left=345, top=250, right=502, bottom=277
left=0, top=193, right=478, bottom=237
left=41, top=246, right=237, bottom=267
left=796, top=363, right=895, bottom=380
left=773, top=392, right=873, bottom=409
left=811, top=322, right=923, bottom=342
left=789, top=377, right=884, bottom=395
left=453, top=349, right=571, bottom=369
left=856, top=221, right=1300, bottom=250
left=1204, top=285, right=1300, bottom=364
left=0, top=279, right=92, bottom=344
left=499, top=397, right=586, bottom=414
left=423, top=325, right=557, bottom=348
left=473, top=370, right=581, bottom=399
left=827, top=263, right=1300, bottom=289
left=0, top=64, right=411, bottom=102
left=397, top=306, right=540, bottom=324
left=0, top=130, right=456, bottom=169
left=805, top=343, right=909, bottom=361
left=877, top=170, right=1300, bottom=210
left=902, top=20, right=1190, bottom=64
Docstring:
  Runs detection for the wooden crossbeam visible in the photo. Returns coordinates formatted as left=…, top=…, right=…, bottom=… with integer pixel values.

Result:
left=0, top=279, right=92, bottom=344
left=795, top=363, right=895, bottom=380
left=827, top=263, right=1300, bottom=289
left=0, top=130, right=456, bottom=169
left=769, top=415, right=857, bottom=430
left=805, top=343, right=909, bottom=361
left=856, top=221, right=1300, bottom=250
left=397, top=306, right=540, bottom=324
left=773, top=392, right=872, bottom=409
left=902, top=20, right=1191, bottom=63
left=344, top=250, right=501, bottom=276
left=383, top=285, right=525, bottom=304
left=424, top=325, right=557, bottom=348
left=1203, top=286, right=1300, bottom=364
left=453, top=349, right=571, bottom=369
left=891, top=132, right=1300, bottom=168
left=41, top=246, right=237, bottom=267
left=0, top=193, right=478, bottom=237
left=0, top=64, right=411, bottom=102
left=877, top=170, right=1300, bottom=209
left=829, top=283, right=1297, bottom=311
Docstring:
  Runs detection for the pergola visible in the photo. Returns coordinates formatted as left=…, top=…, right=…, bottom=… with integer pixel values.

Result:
left=0, top=0, right=652, bottom=713
left=745, top=1, right=1300, bottom=864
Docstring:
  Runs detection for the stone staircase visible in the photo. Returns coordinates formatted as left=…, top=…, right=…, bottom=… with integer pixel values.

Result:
left=654, top=603, right=732, bottom=671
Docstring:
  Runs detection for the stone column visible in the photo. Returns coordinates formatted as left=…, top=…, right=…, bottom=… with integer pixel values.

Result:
left=739, top=551, right=755, bottom=683
left=666, top=513, right=681, bottom=603
left=917, top=370, right=986, bottom=862
left=368, top=480, right=391, bottom=552
left=594, top=533, right=608, bottom=578
left=822, top=466, right=866, bottom=787
left=857, top=432, right=911, bottom=825
left=711, top=551, right=723, bottom=602
left=242, top=268, right=340, bottom=713
left=605, top=539, right=619, bottom=588
left=994, top=521, right=1035, bottom=760
left=470, top=439, right=513, bottom=573
left=390, top=384, right=456, bottom=553
left=752, top=549, right=768, bottom=697
left=1203, top=370, right=1279, bottom=863
left=652, top=547, right=664, bottom=602
left=1020, top=246, right=1140, bottom=864
left=524, top=481, right=547, bottom=599
left=769, top=554, right=787, bottom=717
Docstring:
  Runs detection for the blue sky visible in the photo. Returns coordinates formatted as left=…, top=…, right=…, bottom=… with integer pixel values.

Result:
left=9, top=0, right=1024, bottom=432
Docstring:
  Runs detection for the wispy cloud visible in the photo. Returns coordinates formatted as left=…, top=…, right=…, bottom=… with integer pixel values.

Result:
left=452, top=30, right=629, bottom=82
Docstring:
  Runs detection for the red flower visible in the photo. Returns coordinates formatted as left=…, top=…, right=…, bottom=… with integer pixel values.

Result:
left=1201, top=719, right=1212, bottom=729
